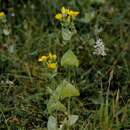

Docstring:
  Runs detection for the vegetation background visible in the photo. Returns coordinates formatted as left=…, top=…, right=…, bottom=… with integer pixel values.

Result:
left=0, top=0, right=130, bottom=129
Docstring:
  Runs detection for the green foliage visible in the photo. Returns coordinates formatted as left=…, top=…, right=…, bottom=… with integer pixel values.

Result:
left=68, top=115, right=79, bottom=126
left=80, top=11, right=95, bottom=23
left=0, top=0, right=130, bottom=129
left=47, top=116, right=57, bottom=130
left=47, top=99, right=66, bottom=113
left=61, top=50, right=79, bottom=67
left=55, top=80, right=80, bottom=100
left=62, top=28, right=73, bottom=41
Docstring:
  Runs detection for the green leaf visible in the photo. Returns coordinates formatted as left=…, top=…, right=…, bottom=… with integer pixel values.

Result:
left=47, top=116, right=57, bottom=130
left=68, top=115, right=79, bottom=126
left=61, top=49, right=79, bottom=67
left=90, top=0, right=106, bottom=4
left=47, top=99, right=66, bottom=113
left=81, top=11, right=95, bottom=23
left=62, top=28, right=73, bottom=41
left=55, top=80, right=80, bottom=100
left=58, top=124, right=64, bottom=130
left=94, top=24, right=103, bottom=34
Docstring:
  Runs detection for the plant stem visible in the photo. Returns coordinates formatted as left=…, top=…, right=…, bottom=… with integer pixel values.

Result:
left=67, top=67, right=71, bottom=130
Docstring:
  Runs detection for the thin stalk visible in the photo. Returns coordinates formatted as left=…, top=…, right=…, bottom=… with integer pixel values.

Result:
left=67, top=67, right=71, bottom=130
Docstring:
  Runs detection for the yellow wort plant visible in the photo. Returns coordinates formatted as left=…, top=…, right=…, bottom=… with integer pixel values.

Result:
left=55, top=7, right=80, bottom=41
left=38, top=52, right=57, bottom=70
left=46, top=7, right=80, bottom=130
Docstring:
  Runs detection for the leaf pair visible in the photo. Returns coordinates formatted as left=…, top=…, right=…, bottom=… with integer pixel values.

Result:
left=61, top=49, right=79, bottom=67
left=55, top=80, right=80, bottom=100
left=47, top=80, right=80, bottom=113
left=47, top=115, right=79, bottom=130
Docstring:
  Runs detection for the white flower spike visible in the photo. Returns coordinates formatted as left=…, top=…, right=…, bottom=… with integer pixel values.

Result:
left=93, top=38, right=106, bottom=56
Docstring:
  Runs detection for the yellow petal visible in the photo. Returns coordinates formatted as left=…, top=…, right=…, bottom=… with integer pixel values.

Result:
left=61, top=7, right=66, bottom=14
left=68, top=10, right=79, bottom=17
left=38, top=55, right=47, bottom=62
left=52, top=54, right=57, bottom=61
left=48, top=52, right=53, bottom=60
left=0, top=12, right=5, bottom=17
left=48, top=63, right=57, bottom=69
left=61, top=6, right=69, bottom=14
left=55, top=13, right=62, bottom=20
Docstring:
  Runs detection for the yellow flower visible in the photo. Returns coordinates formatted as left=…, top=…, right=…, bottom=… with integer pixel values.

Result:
left=0, top=12, right=5, bottom=17
left=52, top=54, right=57, bottom=61
left=55, top=7, right=69, bottom=21
left=61, top=6, right=69, bottom=14
left=48, top=52, right=53, bottom=60
left=48, top=53, right=57, bottom=61
left=38, top=55, right=48, bottom=62
left=68, top=10, right=79, bottom=17
left=48, top=63, right=57, bottom=69
left=61, top=7, right=79, bottom=17
left=55, top=7, right=79, bottom=21
left=55, top=13, right=62, bottom=21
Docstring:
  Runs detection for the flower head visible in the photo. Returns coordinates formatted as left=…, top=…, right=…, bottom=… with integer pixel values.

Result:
left=55, top=7, right=79, bottom=21
left=55, top=13, right=62, bottom=21
left=47, top=63, right=57, bottom=69
left=48, top=52, right=53, bottom=60
left=93, top=38, right=106, bottom=56
left=0, top=12, right=5, bottom=17
left=48, top=52, right=57, bottom=61
left=38, top=55, right=48, bottom=62
left=52, top=54, right=57, bottom=61
left=38, top=52, right=57, bottom=70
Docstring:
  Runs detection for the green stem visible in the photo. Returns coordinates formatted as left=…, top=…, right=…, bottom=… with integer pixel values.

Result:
left=67, top=67, right=71, bottom=130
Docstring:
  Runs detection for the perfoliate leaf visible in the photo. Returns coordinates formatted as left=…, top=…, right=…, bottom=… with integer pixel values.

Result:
left=62, top=28, right=73, bottom=41
left=47, top=99, right=66, bottom=113
left=55, top=80, right=80, bottom=100
left=68, top=115, right=79, bottom=126
left=61, top=49, right=79, bottom=67
left=47, top=116, right=57, bottom=130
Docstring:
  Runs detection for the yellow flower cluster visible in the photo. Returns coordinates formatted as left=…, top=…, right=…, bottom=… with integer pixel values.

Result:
left=55, top=7, right=79, bottom=21
left=38, top=52, right=57, bottom=70
left=0, top=12, right=5, bottom=17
